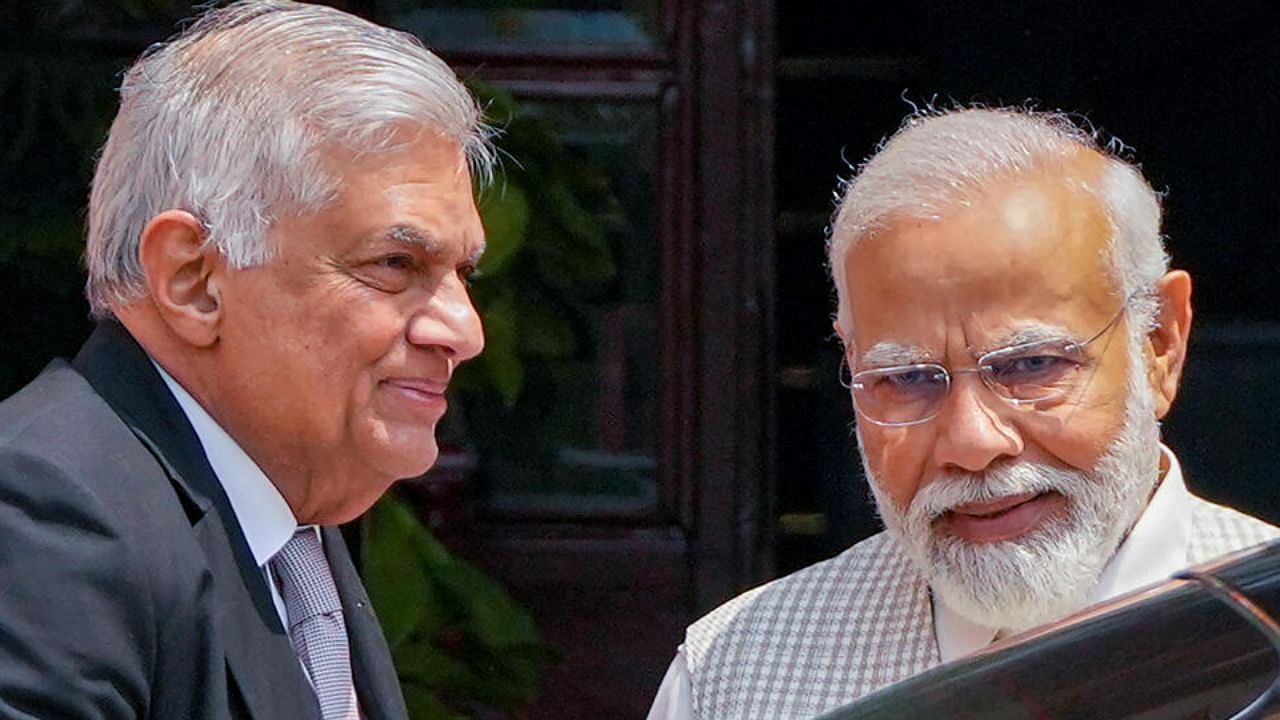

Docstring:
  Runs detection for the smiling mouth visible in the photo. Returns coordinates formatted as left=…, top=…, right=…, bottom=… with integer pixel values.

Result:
left=940, top=491, right=1065, bottom=543
left=380, top=379, right=449, bottom=414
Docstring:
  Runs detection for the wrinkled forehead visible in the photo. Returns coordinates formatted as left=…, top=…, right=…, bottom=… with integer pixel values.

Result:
left=842, top=169, right=1121, bottom=355
left=856, top=318, right=1080, bottom=366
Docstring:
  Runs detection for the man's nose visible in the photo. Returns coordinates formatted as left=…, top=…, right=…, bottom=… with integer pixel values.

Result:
left=406, top=274, right=485, bottom=363
left=931, top=372, right=1023, bottom=472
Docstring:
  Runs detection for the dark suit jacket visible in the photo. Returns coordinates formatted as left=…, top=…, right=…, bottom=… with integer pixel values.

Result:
left=0, top=322, right=409, bottom=719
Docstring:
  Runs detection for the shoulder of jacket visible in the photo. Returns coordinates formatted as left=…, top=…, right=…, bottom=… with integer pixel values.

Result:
left=1187, top=493, right=1280, bottom=564
left=684, top=532, right=910, bottom=664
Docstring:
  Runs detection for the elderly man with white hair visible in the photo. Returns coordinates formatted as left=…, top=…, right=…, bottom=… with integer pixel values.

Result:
left=0, top=1, right=490, bottom=718
left=647, top=107, right=1280, bottom=720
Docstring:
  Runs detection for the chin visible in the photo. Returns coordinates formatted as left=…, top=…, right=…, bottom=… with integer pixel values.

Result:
left=360, top=419, right=441, bottom=477
left=380, top=441, right=441, bottom=481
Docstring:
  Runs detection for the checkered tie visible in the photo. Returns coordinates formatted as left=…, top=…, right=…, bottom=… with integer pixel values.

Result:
left=271, top=530, right=360, bottom=720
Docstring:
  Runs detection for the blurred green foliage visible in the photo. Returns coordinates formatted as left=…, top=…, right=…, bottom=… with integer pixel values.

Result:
left=458, top=81, right=619, bottom=409
left=363, top=495, right=554, bottom=719
left=0, top=6, right=613, bottom=718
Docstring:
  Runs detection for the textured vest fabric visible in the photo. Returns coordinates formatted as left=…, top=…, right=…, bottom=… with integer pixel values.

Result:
left=1185, top=495, right=1280, bottom=564
left=683, top=494, right=1280, bottom=720
left=684, top=533, right=938, bottom=720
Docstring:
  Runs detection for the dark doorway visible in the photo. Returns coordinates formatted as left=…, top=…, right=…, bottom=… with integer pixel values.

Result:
left=773, top=1, right=1280, bottom=574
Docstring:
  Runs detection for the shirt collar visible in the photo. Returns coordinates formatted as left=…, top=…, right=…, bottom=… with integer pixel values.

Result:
left=933, top=444, right=1192, bottom=662
left=153, top=362, right=299, bottom=567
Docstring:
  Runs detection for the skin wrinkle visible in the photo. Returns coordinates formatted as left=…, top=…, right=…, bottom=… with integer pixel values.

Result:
left=855, top=321, right=1081, bottom=371
left=384, top=224, right=486, bottom=268
left=869, top=322, right=1159, bottom=631
left=185, top=133, right=486, bottom=524
left=87, top=2, right=493, bottom=316
left=838, top=150, right=1186, bottom=632
left=825, top=110, right=1186, bottom=639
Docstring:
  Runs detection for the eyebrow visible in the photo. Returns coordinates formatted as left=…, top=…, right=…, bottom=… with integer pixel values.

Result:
left=386, top=225, right=439, bottom=252
left=859, top=321, right=1083, bottom=368
left=859, top=342, right=936, bottom=368
left=974, top=322, right=1080, bottom=355
left=384, top=224, right=485, bottom=266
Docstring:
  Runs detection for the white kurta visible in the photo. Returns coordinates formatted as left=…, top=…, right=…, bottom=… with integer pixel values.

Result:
left=647, top=448, right=1232, bottom=720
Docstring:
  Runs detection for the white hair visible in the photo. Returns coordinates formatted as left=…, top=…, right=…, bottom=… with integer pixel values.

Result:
left=866, top=313, right=1162, bottom=631
left=85, top=0, right=495, bottom=317
left=829, top=107, right=1169, bottom=336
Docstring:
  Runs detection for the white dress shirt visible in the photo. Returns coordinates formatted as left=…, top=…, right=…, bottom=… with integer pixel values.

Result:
left=647, top=446, right=1193, bottom=719
left=154, top=364, right=307, bottom=632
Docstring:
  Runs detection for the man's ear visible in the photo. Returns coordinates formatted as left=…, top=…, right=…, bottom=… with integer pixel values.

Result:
left=833, top=319, right=851, bottom=348
left=137, top=210, right=222, bottom=347
left=1148, top=270, right=1192, bottom=419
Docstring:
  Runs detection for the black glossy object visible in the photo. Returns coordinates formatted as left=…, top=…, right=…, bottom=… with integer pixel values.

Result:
left=816, top=542, right=1280, bottom=720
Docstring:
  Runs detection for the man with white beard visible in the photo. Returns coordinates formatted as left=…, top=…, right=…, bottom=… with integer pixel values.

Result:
left=647, top=107, right=1280, bottom=720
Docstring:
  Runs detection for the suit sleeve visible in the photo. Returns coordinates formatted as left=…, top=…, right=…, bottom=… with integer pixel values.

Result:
left=0, top=450, right=153, bottom=719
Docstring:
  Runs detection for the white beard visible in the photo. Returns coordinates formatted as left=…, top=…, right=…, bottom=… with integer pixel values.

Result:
left=862, top=332, right=1163, bottom=632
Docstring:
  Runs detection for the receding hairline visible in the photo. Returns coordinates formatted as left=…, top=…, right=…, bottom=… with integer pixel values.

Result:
left=84, top=0, right=495, bottom=317
left=831, top=137, right=1139, bottom=337
left=840, top=142, right=1111, bottom=250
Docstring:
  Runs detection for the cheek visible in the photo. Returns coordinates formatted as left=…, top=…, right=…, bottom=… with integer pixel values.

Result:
left=311, top=296, right=402, bottom=355
left=1029, top=415, right=1122, bottom=476
left=860, top=426, right=930, bottom=510
left=336, top=305, right=415, bottom=404
left=1021, top=396, right=1128, bottom=476
left=262, top=308, right=397, bottom=424
left=1032, top=354, right=1135, bottom=472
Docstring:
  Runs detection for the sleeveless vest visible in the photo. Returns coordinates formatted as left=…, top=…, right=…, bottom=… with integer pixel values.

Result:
left=684, top=496, right=1280, bottom=719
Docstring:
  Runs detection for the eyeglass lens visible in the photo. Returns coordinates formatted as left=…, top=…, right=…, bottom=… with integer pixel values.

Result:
left=852, top=339, right=1088, bottom=425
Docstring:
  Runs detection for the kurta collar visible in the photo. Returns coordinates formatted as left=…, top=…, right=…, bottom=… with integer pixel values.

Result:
left=934, top=444, right=1191, bottom=662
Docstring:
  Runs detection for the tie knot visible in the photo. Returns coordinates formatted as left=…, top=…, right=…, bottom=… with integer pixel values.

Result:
left=270, top=529, right=343, bottom=627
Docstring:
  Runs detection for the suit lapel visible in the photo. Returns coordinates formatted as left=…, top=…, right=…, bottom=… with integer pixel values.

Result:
left=74, top=322, right=320, bottom=720
left=324, top=526, right=409, bottom=720
left=195, top=514, right=322, bottom=719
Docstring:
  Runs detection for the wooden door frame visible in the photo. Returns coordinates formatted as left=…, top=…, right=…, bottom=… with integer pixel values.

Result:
left=397, top=0, right=777, bottom=713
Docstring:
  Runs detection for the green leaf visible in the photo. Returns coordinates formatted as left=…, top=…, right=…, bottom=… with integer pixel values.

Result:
left=435, top=560, right=542, bottom=648
left=393, top=640, right=478, bottom=690
left=475, top=178, right=529, bottom=280
left=515, top=288, right=576, bottom=358
left=361, top=498, right=432, bottom=648
left=402, top=683, right=466, bottom=720
left=361, top=493, right=552, bottom=713
left=467, top=79, right=518, bottom=128
left=477, top=289, right=524, bottom=405
left=529, top=182, right=617, bottom=295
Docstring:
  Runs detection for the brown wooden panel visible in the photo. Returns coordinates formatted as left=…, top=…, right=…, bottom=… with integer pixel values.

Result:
left=688, top=0, right=777, bottom=614
left=407, top=0, right=777, bottom=715
left=452, top=528, right=689, bottom=717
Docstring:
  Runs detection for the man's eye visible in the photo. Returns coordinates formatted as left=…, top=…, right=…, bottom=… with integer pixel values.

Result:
left=884, top=369, right=936, bottom=388
left=458, top=263, right=477, bottom=286
left=989, top=355, right=1071, bottom=382
left=353, top=254, right=416, bottom=293
left=377, top=255, right=415, bottom=271
left=867, top=367, right=946, bottom=396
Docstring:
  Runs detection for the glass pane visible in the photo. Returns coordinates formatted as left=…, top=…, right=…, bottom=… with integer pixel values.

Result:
left=375, top=1, right=661, bottom=51
left=436, top=93, right=660, bottom=517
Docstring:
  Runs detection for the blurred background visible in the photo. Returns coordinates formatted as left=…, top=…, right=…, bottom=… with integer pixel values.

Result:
left=0, top=1, right=1276, bottom=717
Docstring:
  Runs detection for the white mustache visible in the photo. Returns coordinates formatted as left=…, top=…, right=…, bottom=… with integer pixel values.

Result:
left=910, top=462, right=1087, bottom=522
